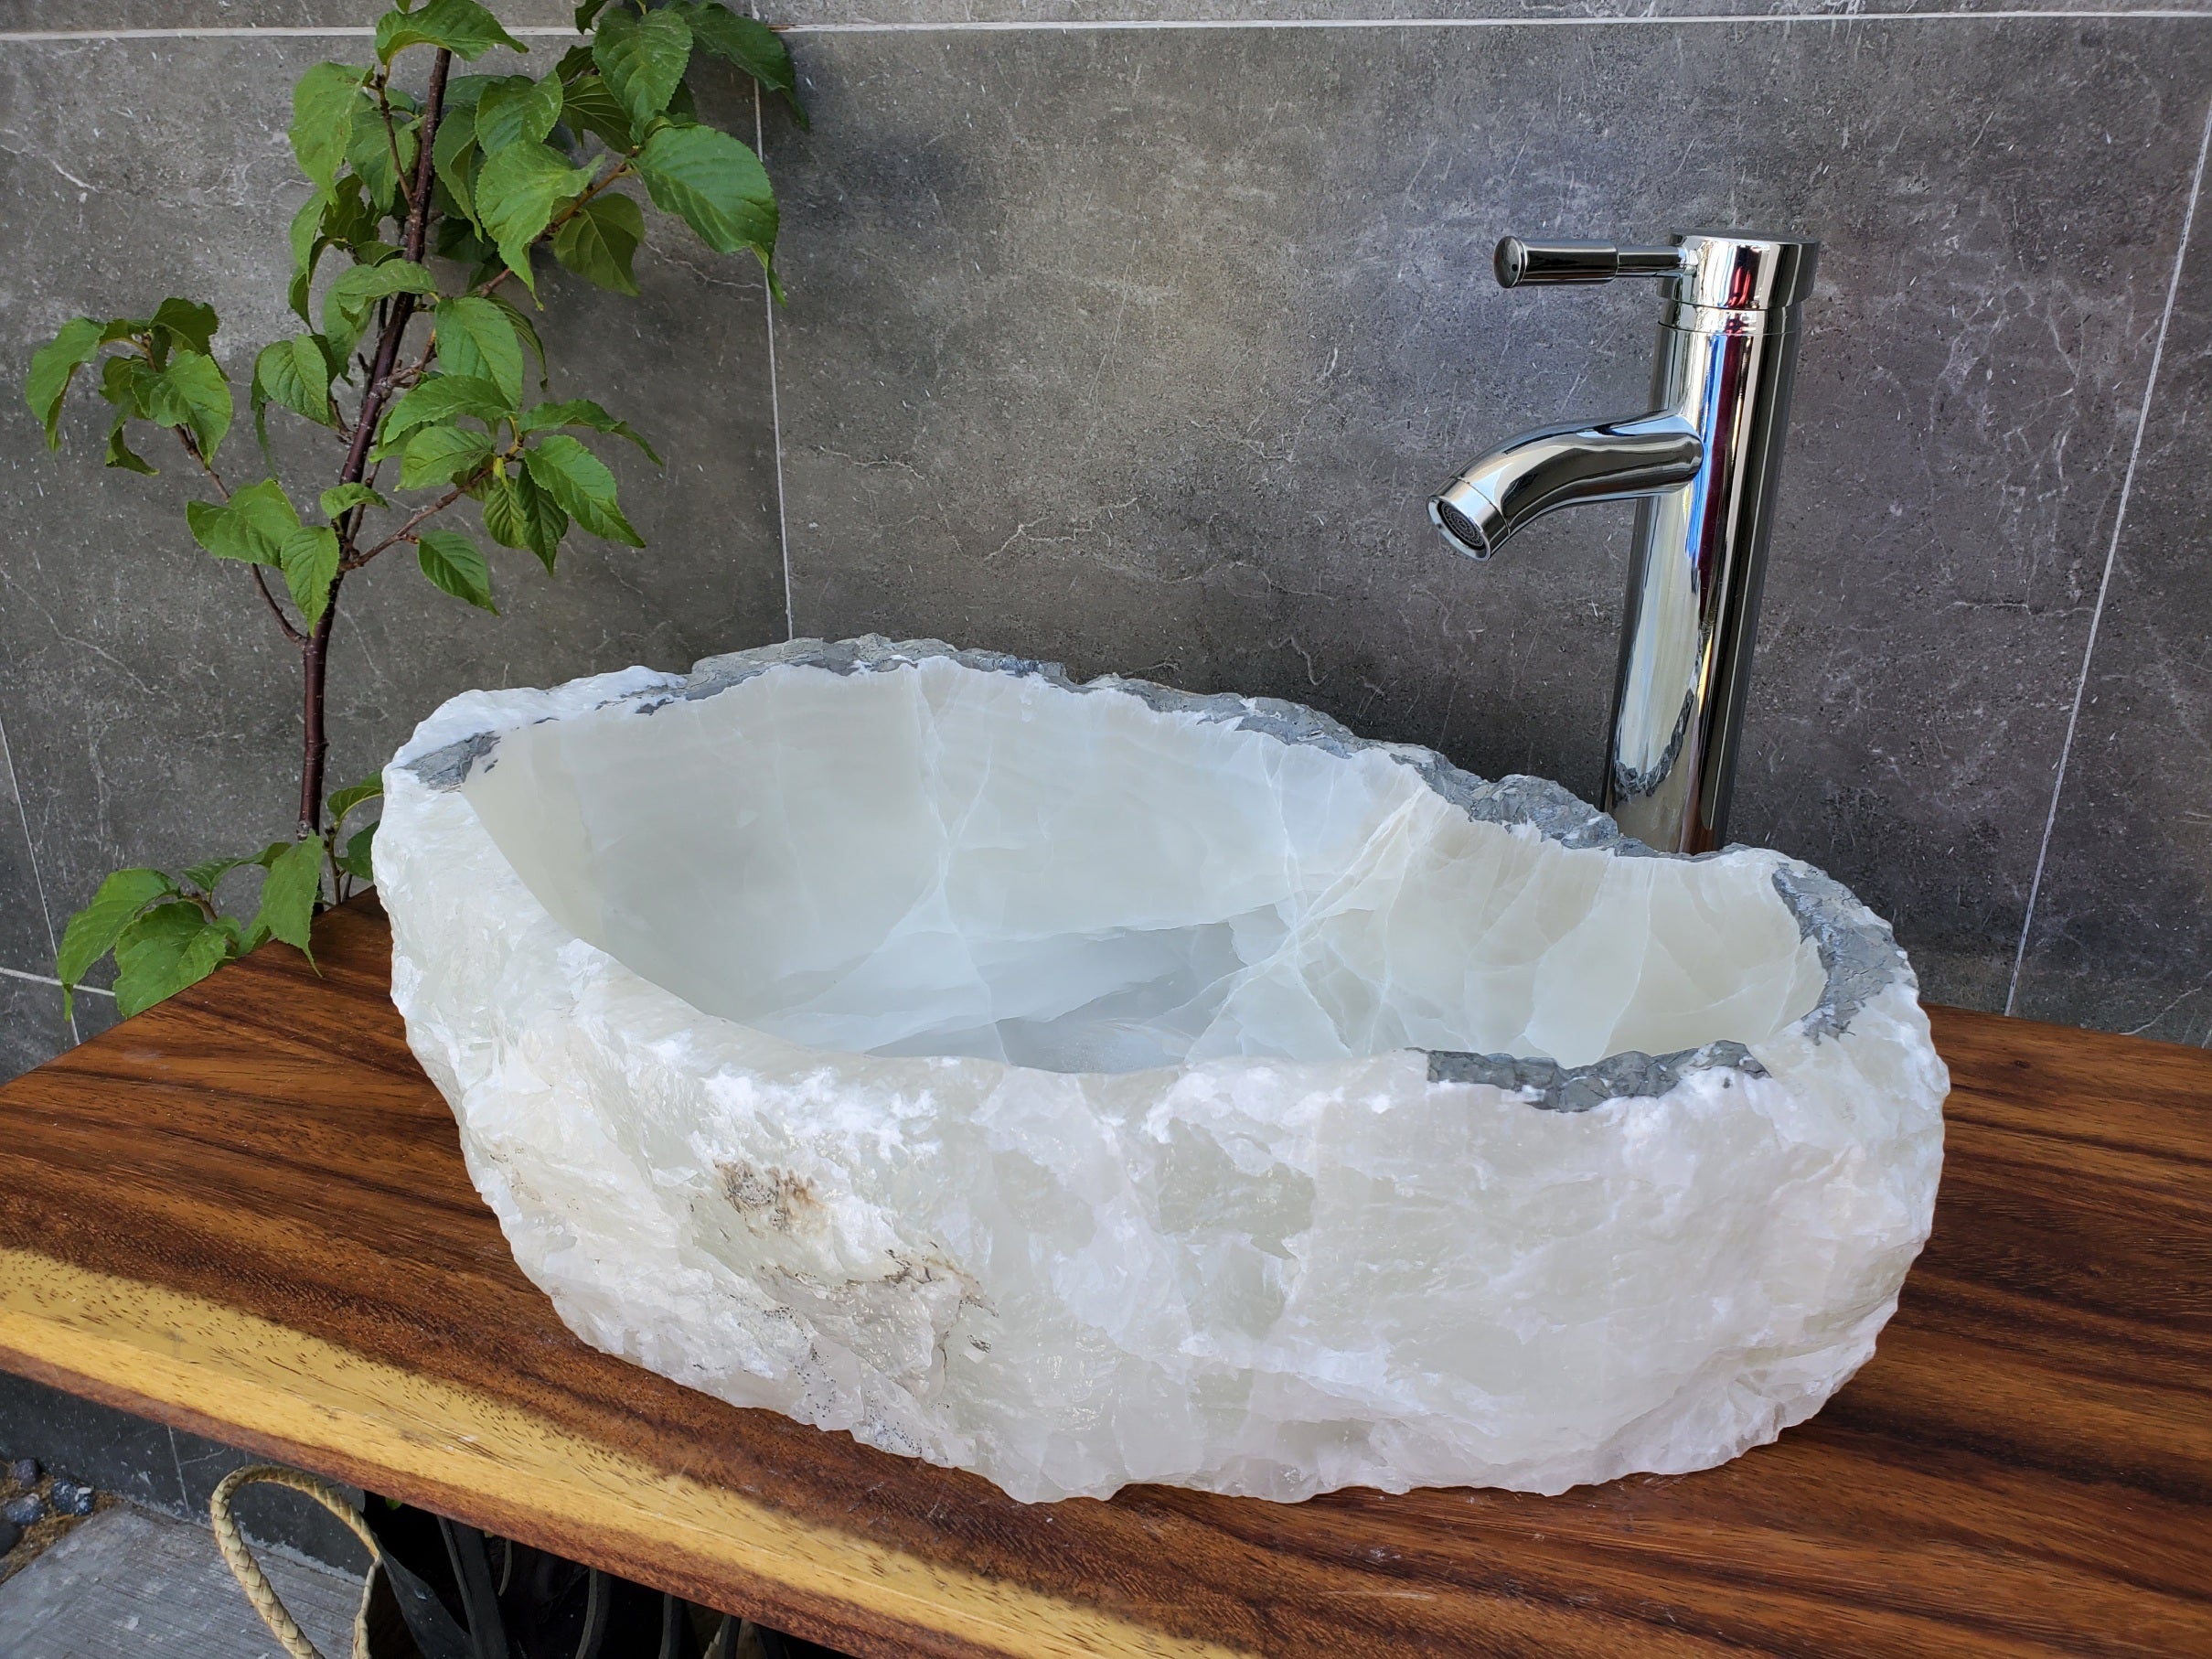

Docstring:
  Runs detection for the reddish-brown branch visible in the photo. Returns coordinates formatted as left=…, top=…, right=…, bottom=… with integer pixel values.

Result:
left=376, top=81, right=418, bottom=219
left=299, top=47, right=453, bottom=841
left=252, top=567, right=307, bottom=647
left=344, top=484, right=465, bottom=572
left=176, top=428, right=231, bottom=500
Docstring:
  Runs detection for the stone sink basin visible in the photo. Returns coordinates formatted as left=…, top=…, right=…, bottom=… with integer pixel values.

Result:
left=375, top=637, right=1947, bottom=1504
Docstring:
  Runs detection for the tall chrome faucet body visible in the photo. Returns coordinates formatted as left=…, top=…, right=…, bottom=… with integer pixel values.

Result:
left=1429, top=231, right=1818, bottom=855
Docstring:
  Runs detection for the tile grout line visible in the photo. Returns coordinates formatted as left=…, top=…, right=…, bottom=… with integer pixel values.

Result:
left=2005, top=90, right=2212, bottom=1017
left=0, top=965, right=112, bottom=997
left=2, top=10, right=2212, bottom=40
left=754, top=76, right=797, bottom=643
left=0, top=714, right=80, bottom=1041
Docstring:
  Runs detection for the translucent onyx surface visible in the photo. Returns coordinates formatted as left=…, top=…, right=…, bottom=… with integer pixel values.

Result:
left=459, top=657, right=1828, bottom=1075
left=379, top=638, right=1947, bottom=1504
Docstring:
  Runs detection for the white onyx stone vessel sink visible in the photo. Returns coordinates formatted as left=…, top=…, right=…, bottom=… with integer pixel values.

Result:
left=376, top=637, right=1947, bottom=1504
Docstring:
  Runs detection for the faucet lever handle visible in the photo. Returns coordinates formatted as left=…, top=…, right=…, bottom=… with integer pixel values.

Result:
left=1494, top=237, right=1687, bottom=288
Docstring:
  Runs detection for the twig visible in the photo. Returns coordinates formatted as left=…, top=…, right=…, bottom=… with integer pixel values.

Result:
left=176, top=428, right=231, bottom=500
left=345, top=485, right=465, bottom=571
left=375, top=80, right=418, bottom=218
left=252, top=566, right=307, bottom=647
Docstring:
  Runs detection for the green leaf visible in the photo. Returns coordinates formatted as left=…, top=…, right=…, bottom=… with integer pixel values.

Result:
left=327, top=776, right=383, bottom=825
left=431, top=94, right=482, bottom=227
left=574, top=0, right=615, bottom=29
left=324, top=174, right=383, bottom=253
left=27, top=317, right=105, bottom=447
left=98, top=352, right=156, bottom=416
left=679, top=2, right=806, bottom=126
left=483, top=291, right=548, bottom=391
left=481, top=466, right=568, bottom=572
left=113, top=903, right=235, bottom=1018
left=320, top=483, right=387, bottom=521
left=593, top=7, right=692, bottom=132
left=374, top=0, right=527, bottom=62
left=57, top=868, right=177, bottom=1014
left=433, top=210, right=497, bottom=272
left=337, top=820, right=379, bottom=883
left=324, top=258, right=440, bottom=360
left=142, top=350, right=232, bottom=461
left=519, top=396, right=660, bottom=464
left=347, top=105, right=421, bottom=217
left=473, top=142, right=597, bottom=293
left=251, top=836, right=326, bottom=958
left=433, top=296, right=524, bottom=407
left=524, top=433, right=641, bottom=546
left=253, top=335, right=339, bottom=429
left=443, top=74, right=497, bottom=115
left=292, top=62, right=370, bottom=199
left=549, top=191, right=643, bottom=296
left=186, top=476, right=301, bottom=565
left=475, top=74, right=565, bottom=156
left=557, top=71, right=634, bottom=154
left=104, top=421, right=157, bottom=475
left=378, top=374, right=511, bottom=455
left=184, top=855, right=266, bottom=894
left=400, top=423, right=497, bottom=489
left=326, top=252, right=441, bottom=311
left=151, top=297, right=219, bottom=360
left=416, top=528, right=497, bottom=612
left=663, top=77, right=700, bottom=129
left=636, top=122, right=775, bottom=271
left=280, top=523, right=341, bottom=628
left=287, top=196, right=330, bottom=321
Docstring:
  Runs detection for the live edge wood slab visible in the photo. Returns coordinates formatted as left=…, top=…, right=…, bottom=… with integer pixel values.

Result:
left=0, top=900, right=2207, bottom=1657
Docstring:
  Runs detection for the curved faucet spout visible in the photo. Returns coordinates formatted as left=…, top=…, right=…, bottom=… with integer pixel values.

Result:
left=1428, top=412, right=1703, bottom=560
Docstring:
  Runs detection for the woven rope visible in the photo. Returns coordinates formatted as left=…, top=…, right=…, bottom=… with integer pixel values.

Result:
left=211, top=1463, right=385, bottom=1659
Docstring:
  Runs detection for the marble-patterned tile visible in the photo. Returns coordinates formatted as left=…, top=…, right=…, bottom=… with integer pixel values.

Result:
left=0, top=37, right=786, bottom=930
left=2010, top=162, right=2212, bottom=1042
left=3, top=0, right=2205, bottom=27
left=764, top=20, right=2211, bottom=1011
left=764, top=1, right=2212, bottom=24
left=0, top=1, right=575, bottom=30
left=0, top=718, right=65, bottom=983
left=0, top=976, right=76, bottom=1080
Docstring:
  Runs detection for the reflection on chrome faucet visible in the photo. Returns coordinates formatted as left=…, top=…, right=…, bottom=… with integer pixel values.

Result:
left=1429, top=231, right=1818, bottom=855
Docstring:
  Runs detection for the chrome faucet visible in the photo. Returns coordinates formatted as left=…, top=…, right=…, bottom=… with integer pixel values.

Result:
left=1429, top=230, right=1818, bottom=854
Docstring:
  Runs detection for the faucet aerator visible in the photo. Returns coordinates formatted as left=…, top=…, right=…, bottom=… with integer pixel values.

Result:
left=1429, top=491, right=1500, bottom=561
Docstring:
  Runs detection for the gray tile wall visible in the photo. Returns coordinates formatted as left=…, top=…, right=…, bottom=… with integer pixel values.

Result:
left=2, top=3, right=2209, bottom=1081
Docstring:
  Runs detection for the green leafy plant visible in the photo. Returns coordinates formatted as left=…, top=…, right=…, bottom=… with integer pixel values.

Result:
left=26, top=0, right=801, bottom=1018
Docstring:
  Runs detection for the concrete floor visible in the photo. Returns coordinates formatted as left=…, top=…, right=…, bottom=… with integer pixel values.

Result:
left=0, top=1503, right=363, bottom=1657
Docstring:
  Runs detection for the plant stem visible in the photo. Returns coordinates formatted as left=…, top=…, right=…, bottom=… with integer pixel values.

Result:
left=346, top=484, right=465, bottom=572
left=297, top=47, right=453, bottom=841
left=255, top=568, right=307, bottom=647
left=297, top=608, right=336, bottom=838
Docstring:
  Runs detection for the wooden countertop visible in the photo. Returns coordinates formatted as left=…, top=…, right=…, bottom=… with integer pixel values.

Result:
left=0, top=898, right=2206, bottom=1656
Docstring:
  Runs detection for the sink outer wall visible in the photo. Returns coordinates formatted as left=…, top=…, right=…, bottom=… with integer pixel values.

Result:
left=374, top=637, right=1950, bottom=1504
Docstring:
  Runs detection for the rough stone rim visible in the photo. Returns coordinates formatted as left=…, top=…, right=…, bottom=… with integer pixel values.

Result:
left=403, top=635, right=1909, bottom=1109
